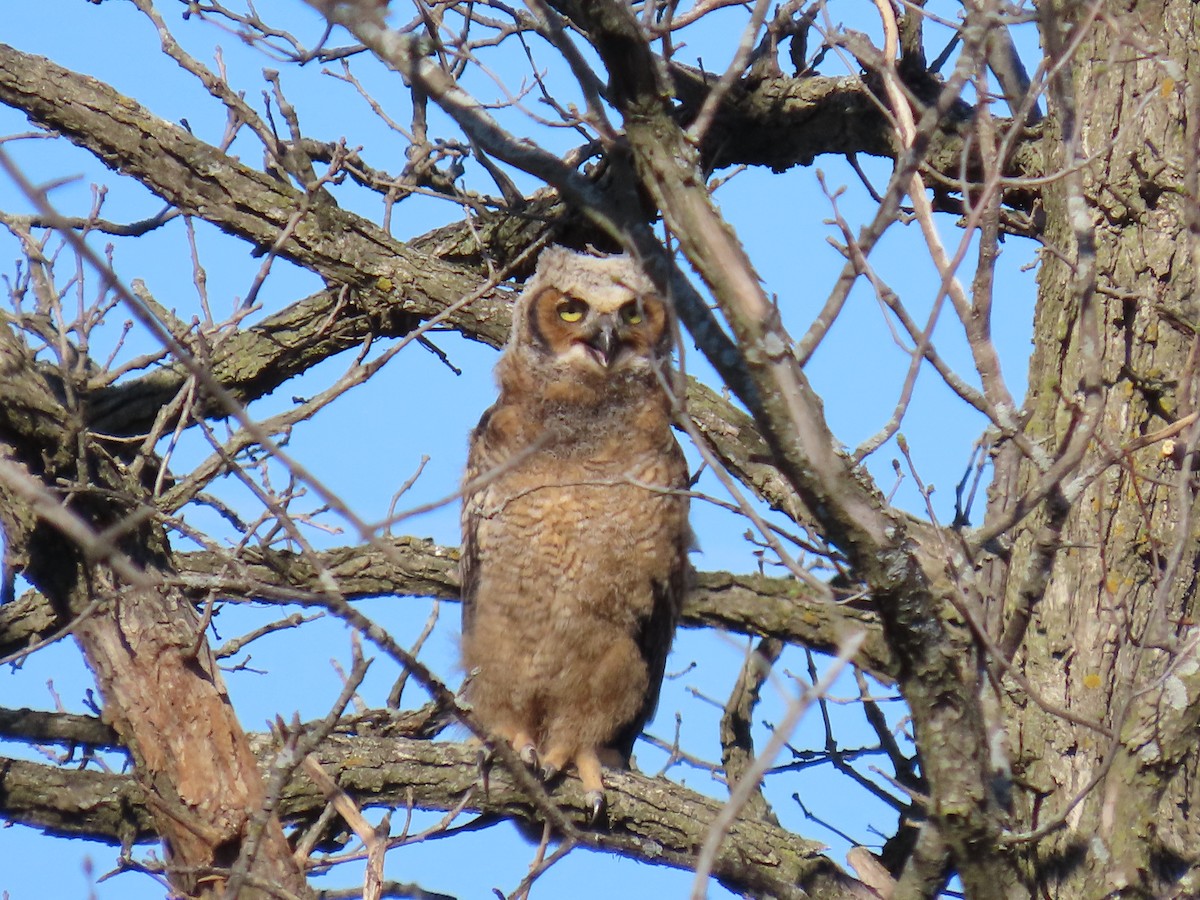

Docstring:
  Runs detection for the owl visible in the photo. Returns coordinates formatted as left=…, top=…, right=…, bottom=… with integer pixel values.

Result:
left=460, top=246, right=691, bottom=817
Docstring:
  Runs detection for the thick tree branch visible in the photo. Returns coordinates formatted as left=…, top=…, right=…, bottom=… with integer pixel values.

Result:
left=0, top=707, right=121, bottom=748
left=84, top=285, right=458, bottom=437
left=0, top=42, right=513, bottom=378
left=2, top=734, right=877, bottom=900
left=1, top=539, right=894, bottom=682
left=668, top=61, right=1042, bottom=205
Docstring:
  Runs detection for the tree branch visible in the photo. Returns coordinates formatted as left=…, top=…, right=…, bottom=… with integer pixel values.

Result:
left=0, top=42, right=514, bottom=381
left=2, top=733, right=878, bottom=900
left=1, top=539, right=894, bottom=682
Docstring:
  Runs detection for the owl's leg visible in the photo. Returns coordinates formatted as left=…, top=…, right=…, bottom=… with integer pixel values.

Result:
left=488, top=724, right=539, bottom=769
left=538, top=743, right=570, bottom=783
left=511, top=729, right=539, bottom=769
left=574, top=747, right=607, bottom=822
left=540, top=743, right=605, bottom=821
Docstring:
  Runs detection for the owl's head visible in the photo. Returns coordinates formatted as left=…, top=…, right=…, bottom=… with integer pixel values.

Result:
left=504, top=247, right=673, bottom=388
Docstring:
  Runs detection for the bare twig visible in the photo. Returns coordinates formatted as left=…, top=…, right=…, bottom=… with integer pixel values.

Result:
left=690, top=631, right=866, bottom=897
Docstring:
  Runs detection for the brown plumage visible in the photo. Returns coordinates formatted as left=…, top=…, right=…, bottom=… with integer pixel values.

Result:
left=460, top=246, right=691, bottom=815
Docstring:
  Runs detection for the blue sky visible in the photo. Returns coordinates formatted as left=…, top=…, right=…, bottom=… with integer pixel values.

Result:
left=0, top=2, right=1041, bottom=897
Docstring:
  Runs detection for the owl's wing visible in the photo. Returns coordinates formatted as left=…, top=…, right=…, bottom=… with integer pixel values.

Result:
left=460, top=403, right=500, bottom=638
left=613, top=564, right=690, bottom=761
left=613, top=444, right=692, bottom=762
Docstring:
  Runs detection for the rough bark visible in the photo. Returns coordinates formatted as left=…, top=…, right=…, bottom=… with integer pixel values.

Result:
left=0, top=319, right=310, bottom=898
left=0, top=731, right=874, bottom=900
left=999, top=1, right=1200, bottom=896
left=2, top=540, right=893, bottom=679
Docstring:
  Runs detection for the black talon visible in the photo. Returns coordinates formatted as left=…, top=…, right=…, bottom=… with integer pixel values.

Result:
left=476, top=747, right=493, bottom=797
left=585, top=790, right=606, bottom=824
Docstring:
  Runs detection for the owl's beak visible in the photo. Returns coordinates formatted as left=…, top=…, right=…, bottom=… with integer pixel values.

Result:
left=584, top=318, right=620, bottom=368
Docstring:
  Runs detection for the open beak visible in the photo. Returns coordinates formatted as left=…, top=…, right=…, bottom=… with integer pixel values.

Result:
left=584, top=317, right=619, bottom=368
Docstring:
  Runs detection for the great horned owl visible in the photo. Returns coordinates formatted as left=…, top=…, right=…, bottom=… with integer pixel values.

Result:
left=460, top=246, right=691, bottom=816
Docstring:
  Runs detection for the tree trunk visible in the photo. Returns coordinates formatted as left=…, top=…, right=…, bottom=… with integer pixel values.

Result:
left=0, top=323, right=311, bottom=899
left=1004, top=1, right=1200, bottom=895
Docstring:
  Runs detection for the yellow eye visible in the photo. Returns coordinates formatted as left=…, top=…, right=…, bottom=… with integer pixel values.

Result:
left=557, top=298, right=587, bottom=323
left=620, top=302, right=643, bottom=326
